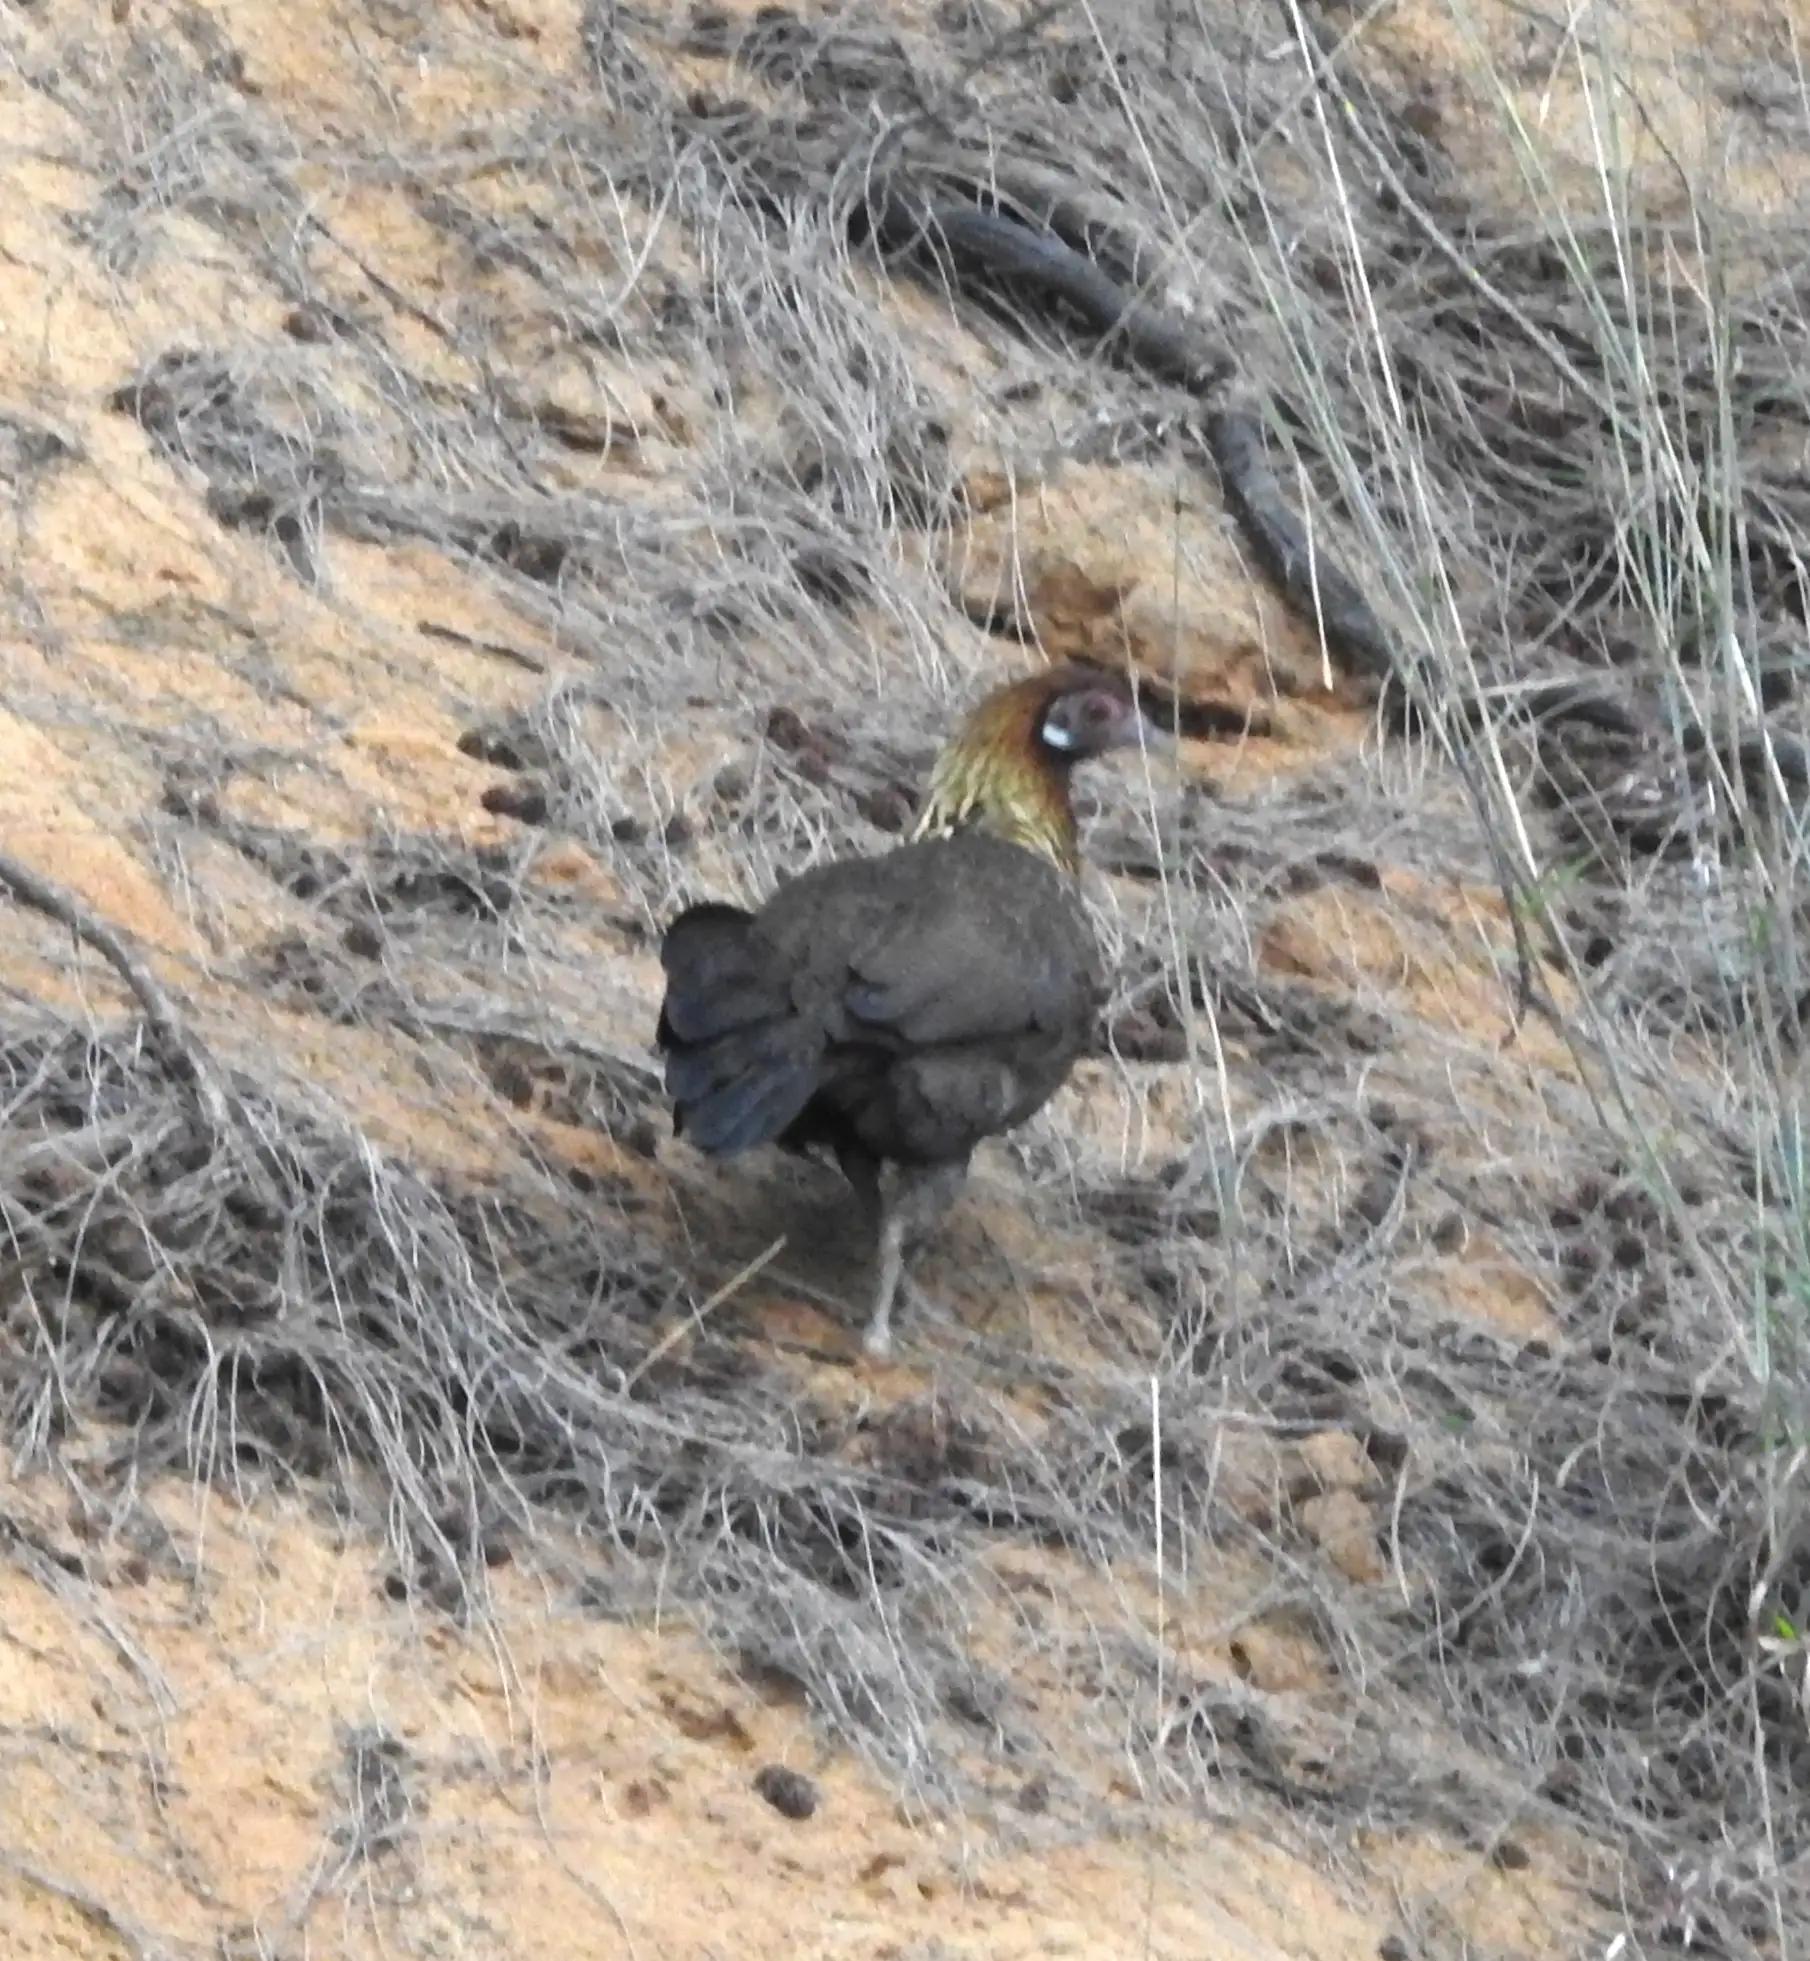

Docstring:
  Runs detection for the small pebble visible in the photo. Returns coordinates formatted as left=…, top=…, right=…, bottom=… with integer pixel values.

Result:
left=752, top=1764, right=818, bottom=1820
left=481, top=781, right=550, bottom=826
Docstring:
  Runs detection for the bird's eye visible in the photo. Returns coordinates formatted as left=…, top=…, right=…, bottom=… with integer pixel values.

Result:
left=1084, top=695, right=1113, bottom=723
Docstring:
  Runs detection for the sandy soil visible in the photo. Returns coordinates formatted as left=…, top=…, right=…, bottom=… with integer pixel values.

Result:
left=0, top=1467, right=1599, bottom=1960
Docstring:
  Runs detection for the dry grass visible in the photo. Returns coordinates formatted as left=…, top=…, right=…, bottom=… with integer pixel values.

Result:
left=2, top=0, right=1808, bottom=1953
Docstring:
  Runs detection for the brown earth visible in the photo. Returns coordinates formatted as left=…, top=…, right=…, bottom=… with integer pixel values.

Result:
left=0, top=1467, right=1607, bottom=1960
left=0, top=0, right=1800, bottom=1954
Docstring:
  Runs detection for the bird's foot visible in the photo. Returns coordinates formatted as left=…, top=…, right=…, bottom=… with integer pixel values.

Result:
left=859, top=1277, right=934, bottom=1361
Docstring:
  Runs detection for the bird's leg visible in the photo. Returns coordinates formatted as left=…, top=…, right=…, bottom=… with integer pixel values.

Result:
left=833, top=1146, right=901, bottom=1359
left=861, top=1160, right=968, bottom=1360
left=863, top=1197, right=910, bottom=1360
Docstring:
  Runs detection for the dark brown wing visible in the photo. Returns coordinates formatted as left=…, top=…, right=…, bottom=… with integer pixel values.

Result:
left=761, top=834, right=1098, bottom=1040
left=758, top=834, right=1100, bottom=1163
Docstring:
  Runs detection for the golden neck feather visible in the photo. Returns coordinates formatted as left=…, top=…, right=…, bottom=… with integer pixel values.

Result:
left=909, top=676, right=1080, bottom=873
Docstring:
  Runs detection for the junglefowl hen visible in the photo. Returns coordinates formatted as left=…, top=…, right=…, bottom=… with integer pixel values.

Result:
left=656, top=664, right=1155, bottom=1357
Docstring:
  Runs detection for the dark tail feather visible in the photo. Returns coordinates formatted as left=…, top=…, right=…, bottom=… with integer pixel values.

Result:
left=658, top=903, right=769, bottom=1043
left=657, top=902, right=822, bottom=1155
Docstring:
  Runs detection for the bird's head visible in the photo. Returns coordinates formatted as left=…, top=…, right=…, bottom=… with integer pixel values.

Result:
left=1034, top=670, right=1158, bottom=765
left=913, top=663, right=1166, bottom=871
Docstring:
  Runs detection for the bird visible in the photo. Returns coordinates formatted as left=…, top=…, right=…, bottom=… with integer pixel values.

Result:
left=655, top=662, right=1158, bottom=1358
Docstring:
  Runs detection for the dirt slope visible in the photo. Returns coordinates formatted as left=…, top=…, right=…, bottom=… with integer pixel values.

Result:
left=1, top=0, right=1804, bottom=1954
left=6, top=1467, right=1606, bottom=1961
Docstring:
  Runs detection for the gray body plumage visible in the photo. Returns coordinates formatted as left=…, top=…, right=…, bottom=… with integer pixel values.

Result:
left=660, top=831, right=1098, bottom=1165
left=657, top=831, right=1101, bottom=1353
